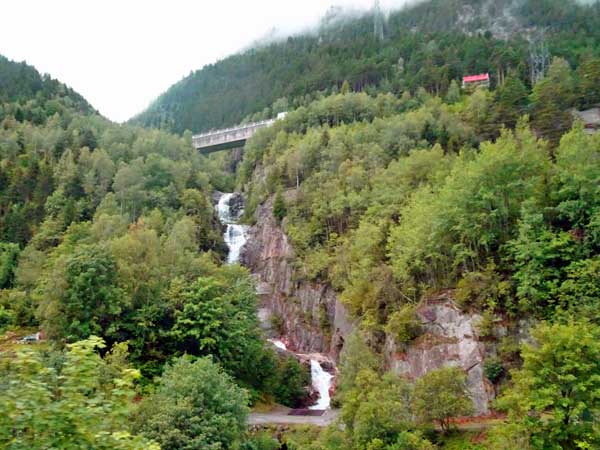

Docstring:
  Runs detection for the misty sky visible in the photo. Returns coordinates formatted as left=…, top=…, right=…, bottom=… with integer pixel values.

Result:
left=0, top=0, right=410, bottom=123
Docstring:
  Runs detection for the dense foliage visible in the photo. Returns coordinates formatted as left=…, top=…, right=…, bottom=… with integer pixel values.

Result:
left=0, top=55, right=93, bottom=114
left=0, top=54, right=307, bottom=408
left=133, top=356, right=249, bottom=450
left=241, top=79, right=599, bottom=347
left=3, top=1, right=600, bottom=447
left=498, top=321, right=600, bottom=450
left=0, top=336, right=158, bottom=450
left=130, top=0, right=600, bottom=134
left=237, top=49, right=599, bottom=450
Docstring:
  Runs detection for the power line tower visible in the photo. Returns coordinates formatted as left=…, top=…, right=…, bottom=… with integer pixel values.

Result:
left=529, top=32, right=550, bottom=86
left=373, top=0, right=384, bottom=41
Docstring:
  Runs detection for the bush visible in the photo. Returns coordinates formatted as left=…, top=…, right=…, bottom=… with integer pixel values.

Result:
left=413, top=367, right=474, bottom=433
left=273, top=356, right=311, bottom=407
left=273, top=189, right=287, bottom=223
left=483, top=357, right=504, bottom=384
left=133, top=356, right=249, bottom=450
left=475, top=310, right=497, bottom=339
left=241, top=432, right=280, bottom=450
left=385, top=304, right=422, bottom=345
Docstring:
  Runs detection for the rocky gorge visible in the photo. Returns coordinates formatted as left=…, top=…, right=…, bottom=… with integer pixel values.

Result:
left=238, top=195, right=534, bottom=415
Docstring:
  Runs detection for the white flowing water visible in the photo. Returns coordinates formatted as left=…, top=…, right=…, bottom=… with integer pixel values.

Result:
left=268, top=339, right=334, bottom=410
left=269, top=339, right=287, bottom=351
left=216, top=193, right=248, bottom=264
left=219, top=192, right=335, bottom=409
left=309, top=360, right=334, bottom=410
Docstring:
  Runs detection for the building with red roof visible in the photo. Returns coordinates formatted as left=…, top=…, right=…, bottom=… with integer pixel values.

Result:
left=462, top=73, right=490, bottom=90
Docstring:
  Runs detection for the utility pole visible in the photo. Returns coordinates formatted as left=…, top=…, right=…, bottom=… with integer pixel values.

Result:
left=529, top=33, right=550, bottom=86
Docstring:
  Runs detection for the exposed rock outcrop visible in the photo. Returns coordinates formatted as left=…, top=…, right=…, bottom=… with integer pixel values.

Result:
left=241, top=198, right=353, bottom=360
left=384, top=292, right=494, bottom=414
left=242, top=198, right=525, bottom=415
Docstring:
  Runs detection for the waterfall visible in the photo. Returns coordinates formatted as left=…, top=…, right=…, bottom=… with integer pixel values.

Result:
left=216, top=193, right=248, bottom=264
left=269, top=339, right=287, bottom=351
left=219, top=192, right=335, bottom=410
left=309, top=360, right=333, bottom=410
left=268, top=339, right=334, bottom=410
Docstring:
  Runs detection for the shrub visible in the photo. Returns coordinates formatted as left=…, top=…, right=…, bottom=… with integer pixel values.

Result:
left=385, top=304, right=422, bottom=345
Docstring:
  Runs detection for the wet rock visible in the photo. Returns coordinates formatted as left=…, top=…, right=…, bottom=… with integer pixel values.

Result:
left=228, top=192, right=245, bottom=220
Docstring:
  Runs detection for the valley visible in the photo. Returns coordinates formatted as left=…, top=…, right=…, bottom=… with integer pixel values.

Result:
left=1, top=0, right=600, bottom=449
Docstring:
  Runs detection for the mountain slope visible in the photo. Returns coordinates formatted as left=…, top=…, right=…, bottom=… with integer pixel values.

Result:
left=0, top=54, right=95, bottom=115
left=129, top=0, right=600, bottom=135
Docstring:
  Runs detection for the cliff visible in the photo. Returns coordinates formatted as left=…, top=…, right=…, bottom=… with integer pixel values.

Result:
left=242, top=198, right=528, bottom=414
left=242, top=198, right=353, bottom=360
left=385, top=292, right=495, bottom=414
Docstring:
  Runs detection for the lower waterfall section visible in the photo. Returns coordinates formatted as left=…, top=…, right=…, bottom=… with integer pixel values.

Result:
left=217, top=193, right=335, bottom=410
left=308, top=360, right=334, bottom=410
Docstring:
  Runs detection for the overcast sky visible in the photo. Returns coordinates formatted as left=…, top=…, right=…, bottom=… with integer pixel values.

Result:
left=0, top=0, right=409, bottom=123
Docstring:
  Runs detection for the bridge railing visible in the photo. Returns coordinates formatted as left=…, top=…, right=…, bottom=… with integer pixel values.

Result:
left=192, top=119, right=275, bottom=141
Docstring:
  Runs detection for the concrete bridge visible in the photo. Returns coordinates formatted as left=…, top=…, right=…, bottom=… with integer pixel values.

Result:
left=192, top=113, right=285, bottom=153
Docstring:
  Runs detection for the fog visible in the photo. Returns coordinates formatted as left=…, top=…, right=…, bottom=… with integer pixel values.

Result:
left=0, top=0, right=414, bottom=123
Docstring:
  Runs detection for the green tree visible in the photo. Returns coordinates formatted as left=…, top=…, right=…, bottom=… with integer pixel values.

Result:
left=384, top=304, right=422, bottom=345
left=40, top=244, right=126, bottom=341
left=498, top=321, right=600, bottom=449
left=169, top=276, right=272, bottom=394
left=577, top=56, right=600, bottom=108
left=133, top=356, right=249, bottom=450
left=273, top=189, right=287, bottom=223
left=272, top=356, right=311, bottom=408
left=530, top=58, right=576, bottom=146
left=496, top=76, right=528, bottom=128
left=350, top=372, right=415, bottom=447
left=341, top=80, right=352, bottom=95
left=0, top=242, right=19, bottom=288
left=413, top=367, right=473, bottom=433
left=0, top=336, right=158, bottom=450
left=337, top=331, right=381, bottom=398
left=445, top=79, right=461, bottom=104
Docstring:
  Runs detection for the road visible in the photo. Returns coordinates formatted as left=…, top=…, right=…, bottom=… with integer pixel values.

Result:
left=248, top=407, right=340, bottom=427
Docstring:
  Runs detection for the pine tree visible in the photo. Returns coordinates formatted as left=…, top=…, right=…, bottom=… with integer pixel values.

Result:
left=530, top=58, right=575, bottom=146
left=341, top=80, right=351, bottom=95
left=577, top=56, right=600, bottom=108
left=496, top=76, right=528, bottom=128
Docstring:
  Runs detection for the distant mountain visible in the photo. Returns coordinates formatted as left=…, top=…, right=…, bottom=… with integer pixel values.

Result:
left=129, top=0, right=600, bottom=135
left=0, top=54, right=95, bottom=114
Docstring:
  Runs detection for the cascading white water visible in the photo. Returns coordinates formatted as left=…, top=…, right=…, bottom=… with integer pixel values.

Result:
left=269, top=339, right=287, bottom=351
left=219, top=193, right=335, bottom=410
left=216, top=193, right=248, bottom=264
left=309, top=360, right=333, bottom=410
left=268, top=339, right=334, bottom=410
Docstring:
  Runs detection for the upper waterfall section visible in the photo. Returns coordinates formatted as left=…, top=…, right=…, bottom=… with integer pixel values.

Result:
left=193, top=112, right=286, bottom=154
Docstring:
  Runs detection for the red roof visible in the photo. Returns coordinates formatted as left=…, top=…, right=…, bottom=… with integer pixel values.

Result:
left=463, top=73, right=490, bottom=83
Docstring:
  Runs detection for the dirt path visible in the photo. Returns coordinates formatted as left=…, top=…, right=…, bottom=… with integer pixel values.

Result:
left=248, top=406, right=340, bottom=427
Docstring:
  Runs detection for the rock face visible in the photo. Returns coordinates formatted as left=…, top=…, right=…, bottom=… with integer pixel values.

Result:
left=243, top=198, right=508, bottom=414
left=384, top=292, right=494, bottom=415
left=241, top=198, right=353, bottom=359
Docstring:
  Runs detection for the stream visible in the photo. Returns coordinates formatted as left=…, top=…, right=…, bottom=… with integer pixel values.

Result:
left=216, top=193, right=334, bottom=410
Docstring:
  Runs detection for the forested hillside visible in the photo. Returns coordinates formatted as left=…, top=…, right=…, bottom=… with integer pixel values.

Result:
left=238, top=53, right=600, bottom=447
left=0, top=55, right=309, bottom=448
left=130, top=0, right=600, bottom=134
left=1, top=0, right=600, bottom=448
left=0, top=55, right=94, bottom=115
